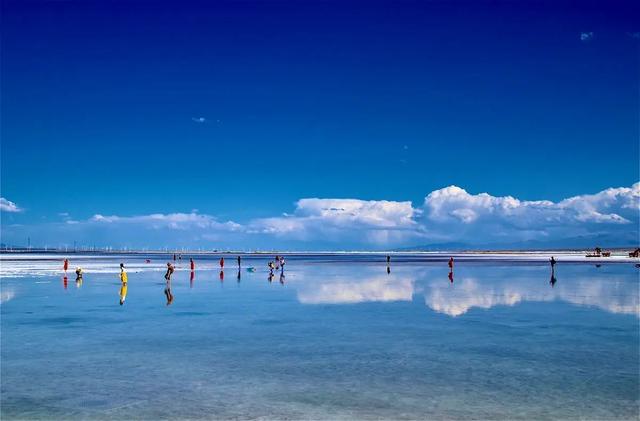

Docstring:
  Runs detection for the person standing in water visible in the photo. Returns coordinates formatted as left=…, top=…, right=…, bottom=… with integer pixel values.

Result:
left=219, top=257, right=224, bottom=269
left=279, top=256, right=285, bottom=270
left=550, top=256, right=557, bottom=268
left=63, top=258, right=69, bottom=272
left=190, top=258, right=195, bottom=271
left=386, top=255, right=391, bottom=265
left=448, top=257, right=454, bottom=269
left=237, top=255, right=241, bottom=268
left=165, top=262, right=175, bottom=281
left=119, top=263, right=128, bottom=305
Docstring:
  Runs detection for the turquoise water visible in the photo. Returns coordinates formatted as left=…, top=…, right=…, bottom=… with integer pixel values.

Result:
left=1, top=254, right=639, bottom=419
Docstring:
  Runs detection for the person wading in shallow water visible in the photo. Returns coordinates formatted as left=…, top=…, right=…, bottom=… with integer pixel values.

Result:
left=190, top=258, right=195, bottom=271
left=220, top=257, right=225, bottom=269
left=119, top=263, right=128, bottom=305
left=165, top=262, right=175, bottom=281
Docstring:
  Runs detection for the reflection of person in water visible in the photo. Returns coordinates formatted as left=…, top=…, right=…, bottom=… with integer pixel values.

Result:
left=279, top=271, right=285, bottom=284
left=190, top=270, right=195, bottom=288
left=448, top=270, right=454, bottom=283
left=119, top=282, right=128, bottom=305
left=237, top=269, right=241, bottom=283
left=387, top=265, right=391, bottom=274
left=119, top=263, right=128, bottom=305
left=75, top=267, right=83, bottom=287
left=165, top=263, right=175, bottom=280
left=164, top=279, right=174, bottom=305
left=550, top=271, right=557, bottom=287
left=63, top=275, right=68, bottom=289
left=219, top=270, right=224, bottom=282
left=268, top=271, right=274, bottom=283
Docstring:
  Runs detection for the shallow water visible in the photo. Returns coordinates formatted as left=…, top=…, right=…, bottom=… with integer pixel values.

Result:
left=1, top=254, right=639, bottom=419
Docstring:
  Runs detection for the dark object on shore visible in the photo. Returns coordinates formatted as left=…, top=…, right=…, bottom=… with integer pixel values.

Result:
left=629, top=248, right=640, bottom=258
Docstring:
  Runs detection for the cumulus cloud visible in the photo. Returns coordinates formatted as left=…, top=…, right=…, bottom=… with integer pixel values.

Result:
left=250, top=198, right=425, bottom=247
left=421, top=183, right=639, bottom=244
left=0, top=183, right=637, bottom=249
left=0, top=198, right=22, bottom=213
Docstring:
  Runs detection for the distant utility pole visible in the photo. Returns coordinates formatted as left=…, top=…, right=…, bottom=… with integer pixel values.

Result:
left=27, top=237, right=31, bottom=249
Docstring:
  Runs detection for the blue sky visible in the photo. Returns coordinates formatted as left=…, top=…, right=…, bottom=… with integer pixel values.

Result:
left=1, top=0, right=638, bottom=249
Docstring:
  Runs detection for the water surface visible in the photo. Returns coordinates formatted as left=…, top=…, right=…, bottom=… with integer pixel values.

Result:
left=1, top=254, right=638, bottom=419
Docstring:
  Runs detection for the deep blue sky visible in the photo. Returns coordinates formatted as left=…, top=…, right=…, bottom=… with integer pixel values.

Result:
left=1, top=0, right=639, bottom=248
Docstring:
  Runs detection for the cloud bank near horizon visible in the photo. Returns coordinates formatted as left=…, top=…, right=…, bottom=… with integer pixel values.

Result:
left=1, top=183, right=638, bottom=249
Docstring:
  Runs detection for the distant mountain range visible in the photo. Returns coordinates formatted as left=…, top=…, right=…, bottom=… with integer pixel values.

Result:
left=396, top=233, right=639, bottom=251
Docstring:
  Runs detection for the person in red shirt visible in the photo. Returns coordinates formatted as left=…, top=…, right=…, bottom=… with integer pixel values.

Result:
left=448, top=257, right=454, bottom=269
left=190, top=258, right=195, bottom=271
left=219, top=257, right=224, bottom=269
left=63, top=258, right=69, bottom=272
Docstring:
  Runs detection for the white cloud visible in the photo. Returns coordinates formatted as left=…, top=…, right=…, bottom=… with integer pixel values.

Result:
left=421, top=183, right=639, bottom=244
left=90, top=212, right=242, bottom=231
left=0, top=183, right=637, bottom=249
left=0, top=198, right=22, bottom=213
left=580, top=32, right=594, bottom=42
left=191, top=117, right=206, bottom=123
left=250, top=198, right=424, bottom=246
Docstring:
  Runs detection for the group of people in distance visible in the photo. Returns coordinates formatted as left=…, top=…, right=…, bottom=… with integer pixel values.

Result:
left=268, top=255, right=286, bottom=284
left=61, top=258, right=84, bottom=289
left=63, top=253, right=564, bottom=307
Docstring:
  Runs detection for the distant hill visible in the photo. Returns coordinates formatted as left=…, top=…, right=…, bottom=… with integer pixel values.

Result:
left=397, top=233, right=639, bottom=251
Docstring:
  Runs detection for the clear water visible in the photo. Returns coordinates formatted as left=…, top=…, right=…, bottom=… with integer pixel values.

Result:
left=1, top=254, right=639, bottom=420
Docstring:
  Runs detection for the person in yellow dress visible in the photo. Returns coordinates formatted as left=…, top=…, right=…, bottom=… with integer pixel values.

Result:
left=119, top=263, right=128, bottom=305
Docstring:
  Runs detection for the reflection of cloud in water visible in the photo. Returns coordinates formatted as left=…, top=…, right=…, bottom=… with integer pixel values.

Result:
left=0, top=289, right=16, bottom=304
left=297, top=274, right=414, bottom=304
left=425, top=276, right=639, bottom=317
left=294, top=268, right=639, bottom=317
